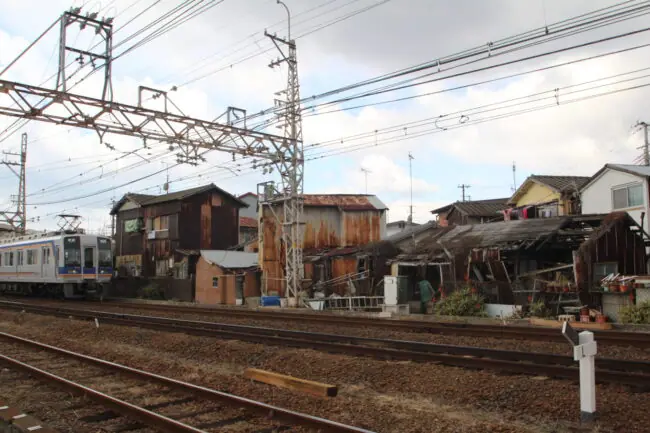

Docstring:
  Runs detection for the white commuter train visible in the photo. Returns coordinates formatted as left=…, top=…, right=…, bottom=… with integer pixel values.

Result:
left=0, top=231, right=113, bottom=298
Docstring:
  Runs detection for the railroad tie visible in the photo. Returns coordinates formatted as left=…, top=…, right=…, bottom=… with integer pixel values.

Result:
left=0, top=401, right=56, bottom=433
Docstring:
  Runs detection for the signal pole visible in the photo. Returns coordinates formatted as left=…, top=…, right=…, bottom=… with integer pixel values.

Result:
left=458, top=184, right=471, bottom=202
left=0, top=132, right=27, bottom=233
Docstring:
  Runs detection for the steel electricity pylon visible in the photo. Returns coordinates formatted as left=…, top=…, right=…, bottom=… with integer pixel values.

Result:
left=0, top=5, right=305, bottom=298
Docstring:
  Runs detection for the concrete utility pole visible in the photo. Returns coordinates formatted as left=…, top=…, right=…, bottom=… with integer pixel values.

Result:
left=0, top=132, right=27, bottom=233
left=360, top=167, right=371, bottom=194
left=636, top=121, right=650, bottom=165
left=458, top=184, right=471, bottom=202
left=265, top=0, right=305, bottom=304
left=512, top=161, right=517, bottom=192
left=408, top=152, right=414, bottom=224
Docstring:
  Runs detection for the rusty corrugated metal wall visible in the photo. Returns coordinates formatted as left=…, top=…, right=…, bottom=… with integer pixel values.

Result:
left=260, top=204, right=386, bottom=296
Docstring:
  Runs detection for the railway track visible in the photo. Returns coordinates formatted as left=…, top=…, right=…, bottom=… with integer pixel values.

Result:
left=0, top=331, right=374, bottom=433
left=2, top=300, right=650, bottom=388
left=13, top=297, right=650, bottom=349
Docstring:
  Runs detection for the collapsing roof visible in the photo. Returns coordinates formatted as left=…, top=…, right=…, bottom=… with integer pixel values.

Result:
left=405, top=214, right=610, bottom=257
left=200, top=250, right=258, bottom=269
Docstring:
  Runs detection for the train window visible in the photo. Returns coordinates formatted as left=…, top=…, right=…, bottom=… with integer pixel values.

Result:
left=64, top=237, right=81, bottom=267
left=0, top=253, right=2, bottom=266
left=17, top=251, right=23, bottom=266
left=9, top=252, right=13, bottom=266
left=98, top=238, right=112, bottom=268
left=27, top=249, right=36, bottom=265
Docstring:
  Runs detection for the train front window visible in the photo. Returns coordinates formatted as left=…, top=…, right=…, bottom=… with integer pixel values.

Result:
left=63, top=236, right=81, bottom=267
left=98, top=238, right=112, bottom=267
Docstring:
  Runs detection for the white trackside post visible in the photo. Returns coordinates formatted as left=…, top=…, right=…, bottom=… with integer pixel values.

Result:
left=574, top=330, right=597, bottom=423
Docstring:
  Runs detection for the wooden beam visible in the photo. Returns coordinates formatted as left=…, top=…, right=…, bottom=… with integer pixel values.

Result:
left=243, top=368, right=338, bottom=397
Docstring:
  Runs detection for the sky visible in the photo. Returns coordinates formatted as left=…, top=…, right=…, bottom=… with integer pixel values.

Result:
left=1, top=0, right=650, bottom=233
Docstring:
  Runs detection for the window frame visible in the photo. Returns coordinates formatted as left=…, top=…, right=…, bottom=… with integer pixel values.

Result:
left=612, top=182, right=644, bottom=210
left=212, top=277, right=219, bottom=288
left=26, top=249, right=36, bottom=265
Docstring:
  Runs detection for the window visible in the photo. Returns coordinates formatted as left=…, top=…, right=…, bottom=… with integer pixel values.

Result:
left=26, top=249, right=36, bottom=265
left=212, top=277, right=219, bottom=288
left=6, top=252, right=13, bottom=266
left=42, top=248, right=50, bottom=265
left=0, top=253, right=2, bottom=267
left=84, top=248, right=94, bottom=268
left=124, top=218, right=143, bottom=233
left=64, top=236, right=81, bottom=267
left=612, top=183, right=644, bottom=209
left=98, top=238, right=112, bottom=268
left=17, top=251, right=23, bottom=266
left=595, top=262, right=618, bottom=282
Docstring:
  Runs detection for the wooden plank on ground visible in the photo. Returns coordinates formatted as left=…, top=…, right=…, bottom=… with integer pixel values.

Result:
left=529, top=318, right=613, bottom=330
left=243, top=368, right=338, bottom=397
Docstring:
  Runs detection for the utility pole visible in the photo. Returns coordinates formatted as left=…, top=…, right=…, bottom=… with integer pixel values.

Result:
left=0, top=132, right=27, bottom=234
left=458, top=184, right=471, bottom=202
left=265, top=0, right=304, bottom=304
left=635, top=121, right=650, bottom=165
left=162, top=162, right=170, bottom=193
left=512, top=161, right=517, bottom=192
left=408, top=152, right=414, bottom=224
left=360, top=167, right=371, bottom=194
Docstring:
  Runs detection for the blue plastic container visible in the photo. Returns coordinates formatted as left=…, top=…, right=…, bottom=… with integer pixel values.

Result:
left=260, top=295, right=281, bottom=307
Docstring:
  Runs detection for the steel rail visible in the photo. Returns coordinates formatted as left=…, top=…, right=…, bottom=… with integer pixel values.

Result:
left=0, top=354, right=207, bottom=433
left=0, top=332, right=376, bottom=433
left=3, top=302, right=650, bottom=387
left=101, top=299, right=650, bottom=348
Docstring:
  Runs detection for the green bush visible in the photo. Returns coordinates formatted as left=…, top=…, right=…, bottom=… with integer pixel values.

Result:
left=434, top=287, right=486, bottom=317
left=139, top=284, right=165, bottom=300
left=528, top=299, right=553, bottom=318
left=619, top=300, right=650, bottom=324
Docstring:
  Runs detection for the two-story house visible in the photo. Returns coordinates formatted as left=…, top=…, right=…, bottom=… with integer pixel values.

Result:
left=581, top=164, right=650, bottom=234
left=237, top=192, right=258, bottom=245
left=507, top=175, right=589, bottom=218
left=110, top=184, right=246, bottom=277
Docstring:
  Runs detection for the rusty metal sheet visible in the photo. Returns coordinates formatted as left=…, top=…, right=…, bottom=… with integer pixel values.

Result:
left=303, top=194, right=386, bottom=211
left=331, top=256, right=358, bottom=295
left=342, top=212, right=382, bottom=246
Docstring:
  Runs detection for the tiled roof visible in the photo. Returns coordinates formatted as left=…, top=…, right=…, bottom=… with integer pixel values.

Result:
left=240, top=216, right=257, bottom=228
left=302, top=194, right=388, bottom=211
left=111, top=184, right=246, bottom=214
left=431, top=198, right=509, bottom=217
left=530, top=175, right=590, bottom=192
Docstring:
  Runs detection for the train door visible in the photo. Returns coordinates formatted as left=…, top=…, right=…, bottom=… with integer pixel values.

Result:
left=41, top=247, right=51, bottom=279
left=83, top=246, right=96, bottom=277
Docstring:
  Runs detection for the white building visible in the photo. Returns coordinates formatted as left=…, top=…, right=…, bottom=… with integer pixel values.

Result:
left=581, top=164, right=650, bottom=233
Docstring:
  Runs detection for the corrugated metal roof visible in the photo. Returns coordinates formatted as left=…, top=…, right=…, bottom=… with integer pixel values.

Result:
left=200, top=250, right=258, bottom=269
left=302, top=194, right=387, bottom=210
left=434, top=215, right=605, bottom=251
left=385, top=220, right=438, bottom=243
left=240, top=216, right=257, bottom=228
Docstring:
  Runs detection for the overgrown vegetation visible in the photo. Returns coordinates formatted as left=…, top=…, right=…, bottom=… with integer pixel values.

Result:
left=434, top=287, right=486, bottom=317
left=619, top=300, right=650, bottom=324
left=138, top=283, right=165, bottom=300
left=528, top=299, right=553, bottom=318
